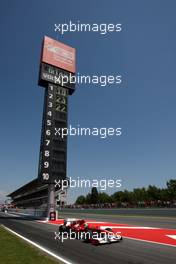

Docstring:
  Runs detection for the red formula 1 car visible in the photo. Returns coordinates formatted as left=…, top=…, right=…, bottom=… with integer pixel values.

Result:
left=58, top=218, right=79, bottom=232
left=58, top=219, right=122, bottom=245
left=85, top=227, right=122, bottom=245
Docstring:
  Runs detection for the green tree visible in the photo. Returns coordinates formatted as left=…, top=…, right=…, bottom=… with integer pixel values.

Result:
left=147, top=185, right=160, bottom=201
left=98, top=192, right=112, bottom=203
left=86, top=193, right=92, bottom=204
left=167, top=179, right=176, bottom=200
left=75, top=195, right=86, bottom=205
left=160, top=188, right=169, bottom=201
left=74, top=178, right=176, bottom=206
left=91, top=187, right=99, bottom=204
left=112, top=191, right=128, bottom=203
left=123, top=190, right=132, bottom=203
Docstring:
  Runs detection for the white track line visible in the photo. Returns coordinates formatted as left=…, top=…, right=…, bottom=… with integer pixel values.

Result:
left=5, top=212, right=21, bottom=217
left=100, top=226, right=160, bottom=229
left=1, top=225, right=73, bottom=264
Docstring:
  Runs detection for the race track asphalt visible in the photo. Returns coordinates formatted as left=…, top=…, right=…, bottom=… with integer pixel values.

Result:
left=57, top=209, right=176, bottom=229
left=0, top=211, right=176, bottom=264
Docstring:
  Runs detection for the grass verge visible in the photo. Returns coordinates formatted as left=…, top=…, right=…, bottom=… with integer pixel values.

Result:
left=0, top=225, right=62, bottom=264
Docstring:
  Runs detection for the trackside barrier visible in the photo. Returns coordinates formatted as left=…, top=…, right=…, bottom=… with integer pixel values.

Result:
left=8, top=208, right=47, bottom=218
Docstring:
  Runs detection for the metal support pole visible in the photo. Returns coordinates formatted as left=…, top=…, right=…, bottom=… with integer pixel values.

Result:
left=47, top=183, right=55, bottom=219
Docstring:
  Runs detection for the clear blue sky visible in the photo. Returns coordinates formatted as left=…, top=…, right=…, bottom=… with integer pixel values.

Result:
left=0, top=0, right=176, bottom=203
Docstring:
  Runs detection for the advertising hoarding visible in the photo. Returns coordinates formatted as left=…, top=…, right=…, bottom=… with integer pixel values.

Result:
left=41, top=36, right=76, bottom=73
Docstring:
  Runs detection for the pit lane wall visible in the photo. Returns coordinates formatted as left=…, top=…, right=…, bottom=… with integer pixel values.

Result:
left=7, top=208, right=47, bottom=218
left=56, top=208, right=176, bottom=218
left=6, top=207, right=176, bottom=220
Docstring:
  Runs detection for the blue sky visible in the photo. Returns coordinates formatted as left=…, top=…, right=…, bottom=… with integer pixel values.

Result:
left=0, top=0, right=176, bottom=203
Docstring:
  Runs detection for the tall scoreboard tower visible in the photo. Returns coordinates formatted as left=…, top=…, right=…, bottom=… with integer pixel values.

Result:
left=38, top=36, right=76, bottom=219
